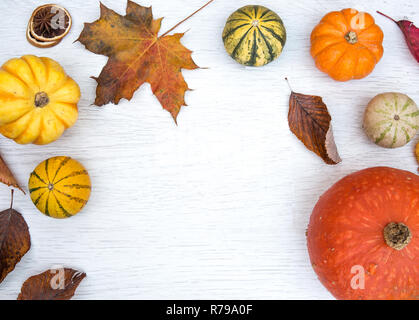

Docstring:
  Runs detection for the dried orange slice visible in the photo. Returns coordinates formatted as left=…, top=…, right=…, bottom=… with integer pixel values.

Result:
left=26, top=4, right=71, bottom=47
left=26, top=24, right=61, bottom=48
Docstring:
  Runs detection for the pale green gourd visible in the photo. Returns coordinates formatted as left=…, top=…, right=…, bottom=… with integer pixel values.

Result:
left=363, top=93, right=419, bottom=148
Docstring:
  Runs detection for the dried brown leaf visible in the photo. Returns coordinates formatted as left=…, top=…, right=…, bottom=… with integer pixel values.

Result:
left=0, top=155, right=24, bottom=194
left=0, top=191, right=31, bottom=284
left=287, top=79, right=341, bottom=165
left=76, top=0, right=215, bottom=123
left=18, top=268, right=86, bottom=300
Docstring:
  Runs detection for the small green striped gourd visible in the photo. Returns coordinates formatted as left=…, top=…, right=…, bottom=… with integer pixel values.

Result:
left=29, top=156, right=91, bottom=219
left=222, top=5, right=286, bottom=67
left=363, top=93, right=419, bottom=148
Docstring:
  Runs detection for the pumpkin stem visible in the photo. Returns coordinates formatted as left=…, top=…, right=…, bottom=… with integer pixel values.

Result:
left=383, top=222, right=412, bottom=250
left=34, top=92, right=49, bottom=108
left=344, top=31, right=358, bottom=44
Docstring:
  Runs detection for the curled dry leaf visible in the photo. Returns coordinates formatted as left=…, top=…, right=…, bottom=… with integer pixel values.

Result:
left=0, top=155, right=24, bottom=193
left=77, top=0, right=213, bottom=123
left=377, top=11, right=419, bottom=63
left=18, top=268, right=86, bottom=300
left=0, top=190, right=31, bottom=284
left=286, top=78, right=341, bottom=165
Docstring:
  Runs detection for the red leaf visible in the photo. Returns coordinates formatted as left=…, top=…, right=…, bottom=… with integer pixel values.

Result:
left=18, top=268, right=86, bottom=300
left=377, top=11, right=419, bottom=63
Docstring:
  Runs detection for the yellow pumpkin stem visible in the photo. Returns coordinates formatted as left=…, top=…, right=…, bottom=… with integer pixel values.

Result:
left=34, top=92, right=49, bottom=108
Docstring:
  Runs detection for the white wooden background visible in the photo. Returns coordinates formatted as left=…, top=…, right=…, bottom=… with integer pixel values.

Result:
left=0, top=0, right=418, bottom=300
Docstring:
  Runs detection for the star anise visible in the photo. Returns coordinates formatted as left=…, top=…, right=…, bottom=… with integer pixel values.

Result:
left=32, top=6, right=69, bottom=38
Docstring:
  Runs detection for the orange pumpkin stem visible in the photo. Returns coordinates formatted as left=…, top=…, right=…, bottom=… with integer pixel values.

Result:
left=383, top=222, right=412, bottom=250
left=344, top=31, right=358, bottom=44
left=34, top=92, right=49, bottom=108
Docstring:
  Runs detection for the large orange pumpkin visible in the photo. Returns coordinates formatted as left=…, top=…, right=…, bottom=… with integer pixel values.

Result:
left=307, top=167, right=419, bottom=300
left=310, top=9, right=384, bottom=81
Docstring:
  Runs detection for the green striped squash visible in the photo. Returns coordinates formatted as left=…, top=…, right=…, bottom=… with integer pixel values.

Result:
left=363, top=93, right=419, bottom=148
left=222, top=5, right=286, bottom=67
left=29, top=156, right=91, bottom=219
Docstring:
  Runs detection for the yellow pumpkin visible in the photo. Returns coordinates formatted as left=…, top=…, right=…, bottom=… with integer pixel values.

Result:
left=0, top=55, right=80, bottom=145
left=29, top=156, right=91, bottom=219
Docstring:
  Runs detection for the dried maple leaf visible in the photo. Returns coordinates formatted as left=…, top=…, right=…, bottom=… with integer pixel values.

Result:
left=18, top=268, right=86, bottom=300
left=286, top=78, right=341, bottom=165
left=0, top=155, right=24, bottom=193
left=77, top=0, right=213, bottom=123
left=0, top=190, right=31, bottom=284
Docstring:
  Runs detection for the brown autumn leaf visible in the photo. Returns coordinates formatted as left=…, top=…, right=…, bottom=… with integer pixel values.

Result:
left=0, top=155, right=24, bottom=193
left=18, top=268, right=86, bottom=300
left=0, top=190, right=31, bottom=284
left=77, top=0, right=213, bottom=123
left=286, top=79, right=341, bottom=165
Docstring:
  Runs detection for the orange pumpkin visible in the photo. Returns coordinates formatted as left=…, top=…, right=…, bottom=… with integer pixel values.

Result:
left=310, top=9, right=384, bottom=81
left=308, top=167, right=419, bottom=299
